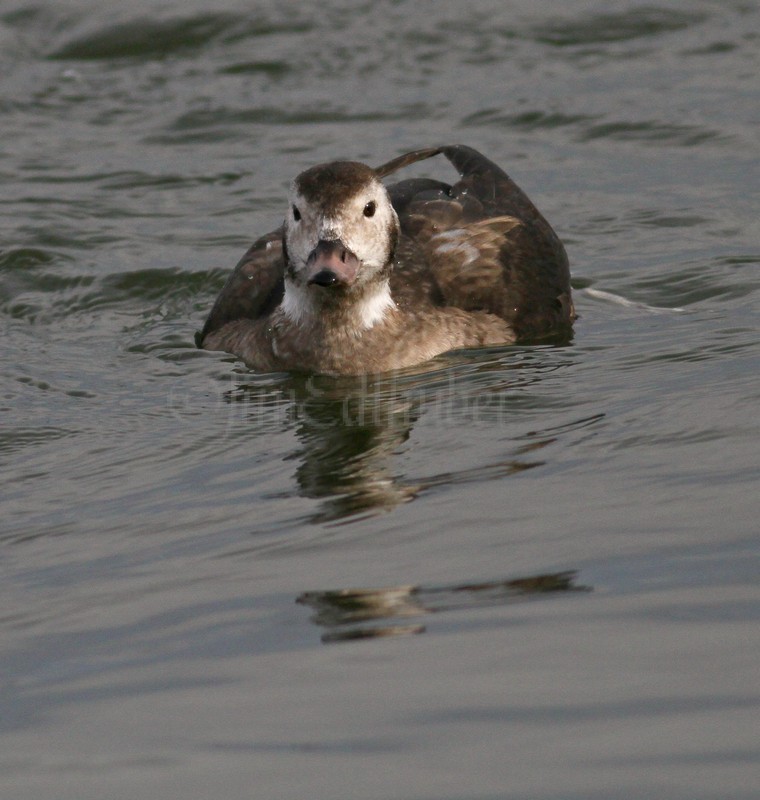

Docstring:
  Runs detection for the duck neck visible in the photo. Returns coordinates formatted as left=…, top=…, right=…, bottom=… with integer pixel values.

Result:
left=281, top=277, right=396, bottom=332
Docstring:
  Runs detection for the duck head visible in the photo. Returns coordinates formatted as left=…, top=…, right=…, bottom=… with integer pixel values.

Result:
left=281, top=161, right=399, bottom=327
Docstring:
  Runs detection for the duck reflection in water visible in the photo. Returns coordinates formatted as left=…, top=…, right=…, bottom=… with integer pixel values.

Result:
left=298, top=571, right=590, bottom=643
left=226, top=355, right=563, bottom=524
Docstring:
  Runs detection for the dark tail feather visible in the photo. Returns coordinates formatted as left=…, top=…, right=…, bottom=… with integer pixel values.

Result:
left=374, top=147, right=442, bottom=178
left=374, top=144, right=510, bottom=185
left=438, top=144, right=511, bottom=182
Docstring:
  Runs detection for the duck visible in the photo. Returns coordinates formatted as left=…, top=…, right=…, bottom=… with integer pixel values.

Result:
left=198, top=144, right=575, bottom=375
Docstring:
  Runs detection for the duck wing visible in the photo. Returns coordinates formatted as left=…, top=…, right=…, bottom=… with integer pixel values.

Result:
left=197, top=227, right=284, bottom=346
left=387, top=145, right=574, bottom=339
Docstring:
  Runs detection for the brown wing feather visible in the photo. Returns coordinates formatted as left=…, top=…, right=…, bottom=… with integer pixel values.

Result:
left=198, top=228, right=284, bottom=345
left=429, top=215, right=523, bottom=313
left=392, top=145, right=574, bottom=338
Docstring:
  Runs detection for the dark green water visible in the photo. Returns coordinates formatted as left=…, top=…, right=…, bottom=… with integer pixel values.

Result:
left=1, top=2, right=758, bottom=798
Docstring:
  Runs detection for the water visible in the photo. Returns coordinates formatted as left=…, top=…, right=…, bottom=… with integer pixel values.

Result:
left=1, top=1, right=758, bottom=797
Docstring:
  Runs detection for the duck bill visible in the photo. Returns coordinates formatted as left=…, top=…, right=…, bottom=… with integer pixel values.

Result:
left=306, top=240, right=360, bottom=288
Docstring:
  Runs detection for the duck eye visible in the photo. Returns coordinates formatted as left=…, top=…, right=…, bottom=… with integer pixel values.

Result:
left=292, top=205, right=301, bottom=221
left=363, top=201, right=376, bottom=218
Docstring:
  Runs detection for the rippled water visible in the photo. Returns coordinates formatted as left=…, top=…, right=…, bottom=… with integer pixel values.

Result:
left=1, top=1, right=758, bottom=798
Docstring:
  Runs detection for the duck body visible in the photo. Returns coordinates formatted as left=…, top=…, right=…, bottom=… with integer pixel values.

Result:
left=199, top=145, right=574, bottom=375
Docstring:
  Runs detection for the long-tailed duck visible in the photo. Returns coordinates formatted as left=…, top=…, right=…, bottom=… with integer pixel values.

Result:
left=198, top=144, right=574, bottom=374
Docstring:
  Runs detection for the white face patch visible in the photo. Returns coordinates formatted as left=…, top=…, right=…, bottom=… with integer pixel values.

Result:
left=284, top=176, right=398, bottom=285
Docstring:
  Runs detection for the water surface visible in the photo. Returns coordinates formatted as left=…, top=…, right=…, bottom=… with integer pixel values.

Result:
left=1, top=1, right=758, bottom=798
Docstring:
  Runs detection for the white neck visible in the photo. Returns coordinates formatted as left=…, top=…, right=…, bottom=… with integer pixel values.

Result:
left=281, top=278, right=396, bottom=330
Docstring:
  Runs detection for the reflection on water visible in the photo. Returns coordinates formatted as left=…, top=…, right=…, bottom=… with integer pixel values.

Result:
left=223, top=349, right=581, bottom=523
left=299, top=571, right=590, bottom=643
